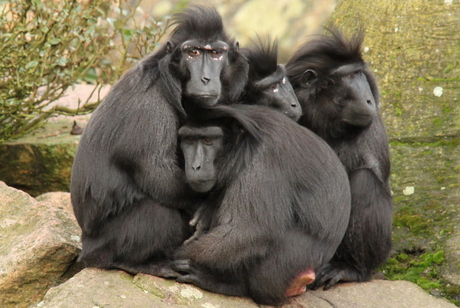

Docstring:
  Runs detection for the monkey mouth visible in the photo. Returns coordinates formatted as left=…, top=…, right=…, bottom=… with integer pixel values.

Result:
left=189, top=179, right=216, bottom=193
left=187, top=94, right=220, bottom=106
left=185, top=90, right=219, bottom=98
left=285, top=110, right=302, bottom=121
left=192, top=94, right=219, bottom=99
left=198, top=95, right=219, bottom=102
left=343, top=113, right=373, bottom=127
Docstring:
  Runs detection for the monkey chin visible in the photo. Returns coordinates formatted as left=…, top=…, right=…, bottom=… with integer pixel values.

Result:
left=185, top=93, right=220, bottom=107
left=285, top=268, right=316, bottom=297
left=189, top=180, right=216, bottom=193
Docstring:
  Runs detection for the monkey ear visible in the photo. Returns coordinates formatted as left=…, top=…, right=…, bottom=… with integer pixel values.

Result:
left=233, top=41, right=240, bottom=51
left=301, top=69, right=318, bottom=86
left=231, top=121, right=245, bottom=135
left=166, top=41, right=174, bottom=53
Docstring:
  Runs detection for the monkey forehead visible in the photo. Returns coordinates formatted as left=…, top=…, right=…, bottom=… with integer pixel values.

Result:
left=331, top=63, right=365, bottom=76
left=181, top=40, right=228, bottom=51
left=255, top=64, right=287, bottom=89
left=178, top=125, right=224, bottom=137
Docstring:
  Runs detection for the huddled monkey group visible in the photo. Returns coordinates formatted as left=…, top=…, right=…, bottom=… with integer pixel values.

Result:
left=71, top=6, right=393, bottom=306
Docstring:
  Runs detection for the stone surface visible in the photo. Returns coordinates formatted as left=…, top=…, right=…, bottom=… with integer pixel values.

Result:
left=329, top=0, right=460, bottom=295
left=37, top=268, right=456, bottom=308
left=36, top=191, right=74, bottom=217
left=0, top=1, right=337, bottom=194
left=0, top=182, right=81, bottom=308
left=1, top=1, right=460, bottom=306
left=441, top=234, right=460, bottom=286
left=389, top=142, right=459, bottom=252
left=0, top=84, right=104, bottom=196
left=330, top=0, right=460, bottom=140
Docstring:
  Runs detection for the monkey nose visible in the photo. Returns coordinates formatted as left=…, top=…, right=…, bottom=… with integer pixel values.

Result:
left=201, top=77, right=211, bottom=85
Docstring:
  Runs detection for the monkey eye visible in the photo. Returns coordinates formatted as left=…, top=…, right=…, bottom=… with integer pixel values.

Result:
left=183, top=136, right=195, bottom=144
left=210, top=49, right=222, bottom=57
left=271, top=83, right=279, bottom=93
left=347, top=70, right=362, bottom=78
left=202, top=137, right=214, bottom=145
left=188, top=49, right=201, bottom=57
left=210, top=49, right=226, bottom=60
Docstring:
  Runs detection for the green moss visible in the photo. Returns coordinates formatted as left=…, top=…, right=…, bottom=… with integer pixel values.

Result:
left=391, top=97, right=404, bottom=116
left=146, top=286, right=166, bottom=299
left=132, top=275, right=168, bottom=299
left=441, top=104, right=453, bottom=114
left=0, top=118, right=83, bottom=196
left=397, top=253, right=409, bottom=262
left=432, top=117, right=445, bottom=128
left=393, top=207, right=432, bottom=236
left=389, top=140, right=460, bottom=148
left=382, top=251, right=453, bottom=301
left=432, top=251, right=445, bottom=265
left=417, top=277, right=442, bottom=290
left=385, top=139, right=459, bottom=304
left=383, top=250, right=460, bottom=304
left=426, top=78, right=460, bottom=82
left=329, top=0, right=460, bottom=305
left=446, top=287, right=460, bottom=306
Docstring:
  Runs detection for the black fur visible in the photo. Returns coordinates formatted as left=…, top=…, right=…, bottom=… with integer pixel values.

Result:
left=243, top=37, right=279, bottom=82
left=168, top=6, right=248, bottom=105
left=286, top=28, right=393, bottom=289
left=70, top=6, right=248, bottom=277
left=241, top=38, right=302, bottom=120
left=173, top=104, right=351, bottom=306
left=286, top=29, right=364, bottom=94
left=170, top=7, right=227, bottom=42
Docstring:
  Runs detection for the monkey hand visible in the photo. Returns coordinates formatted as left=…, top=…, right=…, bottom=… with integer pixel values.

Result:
left=183, top=230, right=201, bottom=245
left=189, top=205, right=212, bottom=228
left=308, top=262, right=365, bottom=290
left=184, top=205, right=212, bottom=245
left=172, top=259, right=205, bottom=285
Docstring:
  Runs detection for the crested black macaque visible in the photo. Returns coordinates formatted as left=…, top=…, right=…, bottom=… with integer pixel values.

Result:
left=182, top=38, right=303, bottom=247
left=70, top=6, right=248, bottom=277
left=286, top=28, right=393, bottom=290
left=241, top=38, right=302, bottom=121
left=173, top=104, right=351, bottom=306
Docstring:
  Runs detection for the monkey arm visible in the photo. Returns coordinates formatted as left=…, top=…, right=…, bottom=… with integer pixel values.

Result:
left=311, top=168, right=393, bottom=290
left=181, top=161, right=298, bottom=263
left=176, top=221, right=273, bottom=271
left=346, top=168, right=393, bottom=268
left=183, top=204, right=213, bottom=245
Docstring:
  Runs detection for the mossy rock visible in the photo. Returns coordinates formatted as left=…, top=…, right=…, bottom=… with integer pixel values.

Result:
left=329, top=0, right=460, bottom=241
left=0, top=116, right=87, bottom=196
left=329, top=0, right=460, bottom=300
left=390, top=141, right=460, bottom=251
left=329, top=0, right=460, bottom=140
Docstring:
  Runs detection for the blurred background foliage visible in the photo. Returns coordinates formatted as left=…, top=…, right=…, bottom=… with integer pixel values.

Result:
left=0, top=0, right=337, bottom=143
left=0, top=0, right=169, bottom=142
